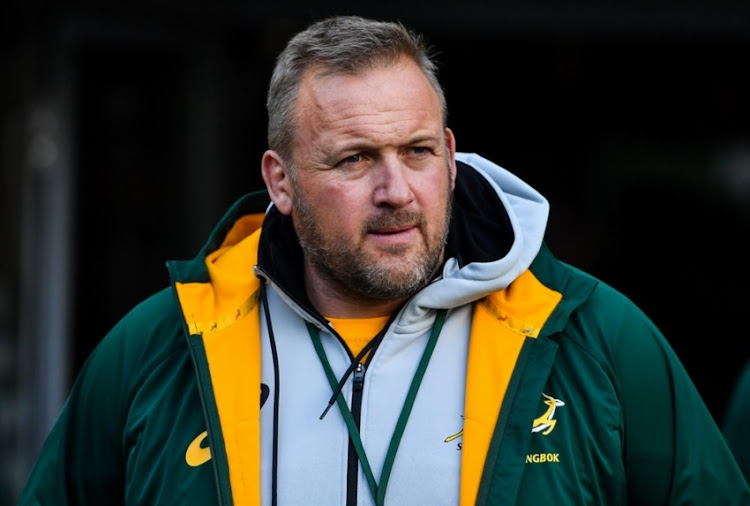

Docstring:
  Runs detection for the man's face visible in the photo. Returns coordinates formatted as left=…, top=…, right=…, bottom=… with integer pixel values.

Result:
left=276, top=58, right=456, bottom=308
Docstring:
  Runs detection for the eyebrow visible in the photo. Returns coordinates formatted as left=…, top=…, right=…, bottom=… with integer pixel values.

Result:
left=342, top=134, right=441, bottom=152
left=405, top=134, right=442, bottom=146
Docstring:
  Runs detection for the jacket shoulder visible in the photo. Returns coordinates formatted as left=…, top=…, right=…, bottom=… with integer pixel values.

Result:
left=105, top=286, right=186, bottom=367
left=528, top=242, right=652, bottom=341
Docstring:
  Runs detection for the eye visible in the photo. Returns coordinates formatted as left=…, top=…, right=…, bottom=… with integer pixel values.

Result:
left=408, top=146, right=435, bottom=159
left=336, top=153, right=365, bottom=169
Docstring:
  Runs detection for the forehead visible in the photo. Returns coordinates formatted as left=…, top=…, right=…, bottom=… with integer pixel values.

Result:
left=294, top=59, right=443, bottom=142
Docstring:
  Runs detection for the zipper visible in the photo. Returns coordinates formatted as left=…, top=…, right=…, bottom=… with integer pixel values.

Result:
left=170, top=268, right=226, bottom=506
left=346, top=362, right=367, bottom=506
left=254, top=266, right=365, bottom=362
left=187, top=336, right=227, bottom=506
left=254, top=266, right=333, bottom=328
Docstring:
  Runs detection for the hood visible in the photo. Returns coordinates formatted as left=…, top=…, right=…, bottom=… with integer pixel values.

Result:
left=401, top=152, right=549, bottom=322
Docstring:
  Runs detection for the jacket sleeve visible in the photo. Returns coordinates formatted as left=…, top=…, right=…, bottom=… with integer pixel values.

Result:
left=16, top=321, right=131, bottom=505
left=607, top=289, right=750, bottom=505
left=16, top=288, right=179, bottom=505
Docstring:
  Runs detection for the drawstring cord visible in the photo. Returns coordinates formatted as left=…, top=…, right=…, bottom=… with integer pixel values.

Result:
left=260, top=285, right=280, bottom=506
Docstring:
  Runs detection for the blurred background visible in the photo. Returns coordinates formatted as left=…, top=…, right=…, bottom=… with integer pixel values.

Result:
left=2, top=1, right=750, bottom=502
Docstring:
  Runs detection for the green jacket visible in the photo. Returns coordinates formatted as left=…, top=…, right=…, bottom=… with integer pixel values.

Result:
left=19, top=155, right=750, bottom=505
left=724, top=359, right=750, bottom=482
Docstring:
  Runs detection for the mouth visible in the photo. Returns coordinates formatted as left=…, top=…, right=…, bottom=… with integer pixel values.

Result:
left=370, top=224, right=415, bottom=235
left=367, top=224, right=420, bottom=250
left=365, top=211, right=424, bottom=247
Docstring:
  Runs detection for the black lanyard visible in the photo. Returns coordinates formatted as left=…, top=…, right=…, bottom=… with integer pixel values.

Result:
left=305, top=309, right=447, bottom=505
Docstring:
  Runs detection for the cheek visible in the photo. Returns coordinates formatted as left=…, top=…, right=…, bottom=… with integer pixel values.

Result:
left=310, top=190, right=365, bottom=232
left=414, top=173, right=452, bottom=214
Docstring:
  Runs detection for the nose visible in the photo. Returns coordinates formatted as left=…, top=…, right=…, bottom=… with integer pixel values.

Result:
left=372, top=156, right=415, bottom=208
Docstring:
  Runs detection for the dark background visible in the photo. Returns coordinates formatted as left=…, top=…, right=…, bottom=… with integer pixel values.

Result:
left=3, top=1, right=750, bottom=501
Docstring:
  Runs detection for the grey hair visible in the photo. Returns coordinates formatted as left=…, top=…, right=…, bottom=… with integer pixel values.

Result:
left=266, top=15, right=447, bottom=162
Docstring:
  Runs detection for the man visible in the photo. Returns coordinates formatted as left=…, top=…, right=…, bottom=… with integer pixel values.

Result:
left=18, top=15, right=750, bottom=505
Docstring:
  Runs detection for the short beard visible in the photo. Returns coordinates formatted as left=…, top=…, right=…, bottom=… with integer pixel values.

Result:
left=292, top=179, right=453, bottom=302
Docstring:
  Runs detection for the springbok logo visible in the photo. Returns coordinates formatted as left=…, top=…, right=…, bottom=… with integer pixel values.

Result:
left=531, top=393, right=565, bottom=435
left=444, top=415, right=465, bottom=445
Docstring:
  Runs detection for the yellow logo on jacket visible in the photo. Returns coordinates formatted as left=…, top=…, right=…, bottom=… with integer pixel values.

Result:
left=531, top=393, right=565, bottom=435
left=186, top=431, right=212, bottom=467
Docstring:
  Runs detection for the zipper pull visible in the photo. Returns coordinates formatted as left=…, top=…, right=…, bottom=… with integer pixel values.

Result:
left=319, top=362, right=367, bottom=420
left=353, top=363, right=365, bottom=392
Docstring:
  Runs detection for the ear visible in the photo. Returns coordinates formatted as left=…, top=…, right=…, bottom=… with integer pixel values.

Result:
left=261, top=150, right=294, bottom=215
left=445, top=128, right=457, bottom=190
